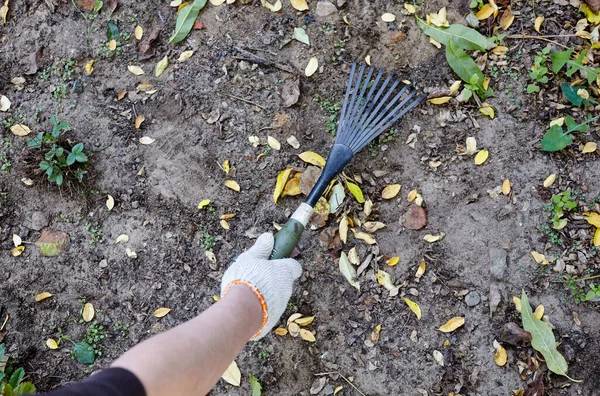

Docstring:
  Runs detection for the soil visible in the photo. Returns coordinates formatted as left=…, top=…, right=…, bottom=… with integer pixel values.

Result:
left=1, top=0, right=600, bottom=395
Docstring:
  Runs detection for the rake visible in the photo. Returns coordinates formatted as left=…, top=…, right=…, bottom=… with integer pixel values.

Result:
left=270, top=62, right=426, bottom=259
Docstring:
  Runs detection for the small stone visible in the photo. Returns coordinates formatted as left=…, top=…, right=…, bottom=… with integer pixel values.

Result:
left=28, top=211, right=49, bottom=231
left=131, top=201, right=139, bottom=209
left=99, top=259, right=108, bottom=268
left=323, top=385, right=334, bottom=395
left=315, top=1, right=337, bottom=23
left=489, top=248, right=508, bottom=280
left=489, top=284, right=502, bottom=316
left=309, top=377, right=326, bottom=395
left=465, top=291, right=481, bottom=307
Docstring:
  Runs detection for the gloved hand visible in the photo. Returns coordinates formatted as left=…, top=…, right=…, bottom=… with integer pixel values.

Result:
left=220, top=233, right=302, bottom=340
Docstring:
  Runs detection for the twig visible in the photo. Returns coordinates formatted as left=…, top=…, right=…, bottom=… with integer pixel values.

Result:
left=0, top=314, right=8, bottom=331
left=506, top=34, right=575, bottom=49
left=226, top=94, right=265, bottom=110
left=570, top=274, right=600, bottom=282
left=314, top=371, right=366, bottom=396
left=233, top=47, right=296, bottom=74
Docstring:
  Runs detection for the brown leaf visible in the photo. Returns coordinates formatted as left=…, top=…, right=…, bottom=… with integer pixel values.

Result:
left=138, top=27, right=161, bottom=60
left=193, top=19, right=206, bottom=30
left=300, top=166, right=321, bottom=196
left=24, top=46, right=44, bottom=75
left=524, top=375, right=544, bottom=396
left=35, top=230, right=70, bottom=257
left=401, top=204, right=427, bottom=230
left=79, top=0, right=95, bottom=10
left=586, top=0, right=600, bottom=13
left=282, top=77, right=300, bottom=107
left=309, top=197, right=330, bottom=230
left=106, top=0, right=118, bottom=15
left=498, top=322, right=532, bottom=346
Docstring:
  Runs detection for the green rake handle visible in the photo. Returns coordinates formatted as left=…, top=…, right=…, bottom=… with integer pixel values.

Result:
left=270, top=218, right=306, bottom=260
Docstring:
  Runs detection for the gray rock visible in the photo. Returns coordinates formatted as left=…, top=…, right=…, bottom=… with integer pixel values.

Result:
left=99, top=259, right=108, bottom=268
left=315, top=1, right=337, bottom=23
left=465, top=291, right=481, bottom=307
left=489, top=284, right=502, bottom=316
left=323, top=385, right=334, bottom=395
left=490, top=248, right=507, bottom=280
left=28, top=211, right=49, bottom=231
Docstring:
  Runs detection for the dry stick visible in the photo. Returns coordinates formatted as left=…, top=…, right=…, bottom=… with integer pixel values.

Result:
left=506, top=34, right=577, bottom=49
left=226, top=94, right=266, bottom=110
left=314, top=371, right=366, bottom=396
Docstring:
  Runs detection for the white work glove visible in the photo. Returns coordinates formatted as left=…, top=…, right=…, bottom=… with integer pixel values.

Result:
left=221, top=233, right=302, bottom=340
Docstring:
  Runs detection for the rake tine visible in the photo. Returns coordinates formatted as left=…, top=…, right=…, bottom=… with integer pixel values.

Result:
left=342, top=67, right=385, bottom=143
left=344, top=65, right=374, bottom=135
left=339, top=63, right=367, bottom=133
left=336, top=62, right=357, bottom=135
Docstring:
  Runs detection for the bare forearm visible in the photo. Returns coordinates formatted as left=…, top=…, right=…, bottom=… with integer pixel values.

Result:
left=112, top=285, right=262, bottom=396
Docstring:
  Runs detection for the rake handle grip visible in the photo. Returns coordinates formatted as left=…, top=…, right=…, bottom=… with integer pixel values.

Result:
left=270, top=218, right=305, bottom=260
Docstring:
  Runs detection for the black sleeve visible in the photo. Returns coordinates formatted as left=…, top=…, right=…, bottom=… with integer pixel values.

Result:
left=41, top=367, right=146, bottom=396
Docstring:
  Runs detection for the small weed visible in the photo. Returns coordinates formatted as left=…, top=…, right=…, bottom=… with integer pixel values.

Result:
left=527, top=45, right=551, bottom=93
left=200, top=226, right=215, bottom=251
left=321, top=24, right=336, bottom=34
left=257, top=349, right=271, bottom=360
left=547, top=189, right=577, bottom=229
left=0, top=343, right=37, bottom=394
left=84, top=221, right=105, bottom=245
left=113, top=321, right=130, bottom=340
left=368, top=128, right=398, bottom=157
left=332, top=41, right=346, bottom=63
left=287, top=301, right=298, bottom=311
left=313, top=95, right=341, bottom=136
left=81, top=321, right=107, bottom=357
left=564, top=277, right=600, bottom=303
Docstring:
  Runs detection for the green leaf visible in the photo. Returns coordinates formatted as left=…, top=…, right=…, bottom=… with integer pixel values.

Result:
left=0, top=343, right=4, bottom=360
left=560, top=83, right=584, bottom=106
left=526, top=84, right=540, bottom=94
left=417, top=19, right=488, bottom=51
left=93, top=1, right=103, bottom=12
left=445, top=40, right=485, bottom=89
left=520, top=290, right=577, bottom=379
left=9, top=368, right=25, bottom=389
left=345, top=181, right=364, bottom=203
left=55, top=173, right=63, bottom=186
left=39, top=161, right=51, bottom=171
left=541, top=125, right=573, bottom=152
left=73, top=342, right=95, bottom=364
left=168, top=0, right=208, bottom=44
left=72, top=143, right=84, bottom=153
left=0, top=372, right=4, bottom=383
left=2, top=383, right=14, bottom=396
left=293, top=27, right=310, bottom=45
left=74, top=152, right=88, bottom=163
left=550, top=48, right=573, bottom=74
left=106, top=23, right=119, bottom=41
left=66, top=153, right=76, bottom=166
left=28, top=132, right=44, bottom=148
left=14, top=381, right=36, bottom=395
left=249, top=374, right=262, bottom=396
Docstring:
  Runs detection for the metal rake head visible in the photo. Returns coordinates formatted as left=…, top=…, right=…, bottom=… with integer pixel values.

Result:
left=335, top=62, right=426, bottom=154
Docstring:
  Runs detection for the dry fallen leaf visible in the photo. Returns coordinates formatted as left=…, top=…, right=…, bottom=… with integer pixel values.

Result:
left=128, top=65, right=145, bottom=75
left=154, top=307, right=171, bottom=318
left=381, top=184, right=401, bottom=199
left=371, top=324, right=381, bottom=343
left=428, top=96, right=452, bottom=105
left=403, top=297, right=422, bottom=320
left=531, top=251, right=549, bottom=265
left=261, top=0, right=282, bottom=12
left=10, top=124, right=31, bottom=136
left=305, top=57, right=319, bottom=77
left=386, top=256, right=399, bottom=267
left=205, top=250, right=217, bottom=263
left=155, top=55, right=169, bottom=77
left=499, top=7, right=514, bottom=30
left=415, top=258, right=426, bottom=279
left=353, top=230, right=376, bottom=245
left=84, top=60, right=94, bottom=75
left=339, top=215, right=348, bottom=244
left=475, top=2, right=497, bottom=20
left=534, top=304, right=544, bottom=320
left=35, top=292, right=53, bottom=302
left=502, top=179, right=511, bottom=195
left=466, top=137, right=477, bottom=155
left=543, top=174, right=556, bottom=187
left=402, top=204, right=427, bottom=230
left=493, top=340, right=508, bottom=366
left=198, top=199, right=211, bottom=209
left=275, top=327, right=288, bottom=336
left=106, top=195, right=115, bottom=210
left=404, top=3, right=416, bottom=14
left=474, top=149, right=489, bottom=165
left=299, top=151, right=326, bottom=167
left=0, top=0, right=8, bottom=24
left=593, top=227, right=600, bottom=247
left=582, top=142, right=597, bottom=153
left=135, top=25, right=144, bottom=40
left=220, top=220, right=229, bottom=230
left=46, top=338, right=59, bottom=350
left=381, top=13, right=396, bottom=22
left=0, top=95, right=10, bottom=112
left=135, top=114, right=145, bottom=129
left=449, top=81, right=461, bottom=95
left=439, top=316, right=465, bottom=332
left=300, top=328, right=316, bottom=342
left=12, top=245, right=24, bottom=256
left=362, top=221, right=386, bottom=233
left=287, top=135, right=300, bottom=149
left=339, top=251, right=360, bottom=291
left=139, top=136, right=155, bottom=145
left=376, top=270, right=397, bottom=293
left=221, top=361, right=241, bottom=386
left=224, top=180, right=240, bottom=192
left=267, top=135, right=281, bottom=150
left=513, top=296, right=522, bottom=312
left=433, top=350, right=445, bottom=366
left=126, top=248, right=137, bottom=258
left=12, top=234, right=21, bottom=247
left=220, top=213, right=236, bottom=220
left=364, top=55, right=371, bottom=66
left=290, top=0, right=309, bottom=11
left=423, top=232, right=445, bottom=243
left=273, top=168, right=292, bottom=204
left=108, top=39, right=117, bottom=51
left=295, top=316, right=315, bottom=326
left=115, top=234, right=129, bottom=244
left=288, top=322, right=301, bottom=337
left=178, top=50, right=195, bottom=62
left=82, top=302, right=95, bottom=322
left=534, top=16, right=544, bottom=32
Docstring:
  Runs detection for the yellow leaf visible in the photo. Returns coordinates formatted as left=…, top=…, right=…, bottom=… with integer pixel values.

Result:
left=362, top=221, right=386, bottom=233
left=220, top=219, right=229, bottom=230
left=492, top=46, right=508, bottom=55
left=594, top=227, right=600, bottom=247
left=346, top=181, right=365, bottom=203
left=224, top=180, right=241, bottom=192
left=415, top=258, right=426, bottom=278
left=382, top=184, right=401, bottom=199
left=339, top=215, right=348, bottom=244
left=84, top=60, right=94, bottom=75
left=428, top=7, right=449, bottom=27
left=300, top=328, right=316, bottom=342
left=267, top=135, right=281, bottom=150
left=290, top=0, right=308, bottom=11
left=135, top=114, right=145, bottom=129
left=10, top=124, right=31, bottom=136
left=35, top=292, right=53, bottom=302
left=298, top=151, right=326, bottom=167
left=82, top=302, right=95, bottom=322
left=483, top=77, right=490, bottom=90
left=353, top=230, right=376, bottom=244
left=428, top=96, right=452, bottom=105
left=155, top=55, right=169, bottom=77
left=205, top=250, right=217, bottom=263
left=273, top=168, right=292, bottom=203
left=376, top=270, right=396, bottom=291
left=543, top=173, right=556, bottom=187
left=502, top=179, right=511, bottom=195
left=533, top=304, right=544, bottom=320
left=582, top=142, right=597, bottom=153
left=177, top=2, right=190, bottom=12
left=213, top=294, right=220, bottom=302
left=553, top=218, right=567, bottom=230
left=371, top=324, right=381, bottom=343
left=134, top=25, right=144, bottom=40
left=295, top=316, right=315, bottom=326
left=11, top=245, right=24, bottom=256
left=305, top=57, right=319, bottom=77
left=283, top=177, right=301, bottom=196
left=582, top=4, right=600, bottom=24
left=128, top=65, right=145, bottom=75
left=364, top=55, right=371, bottom=66
left=139, top=136, right=155, bottom=145
left=531, top=251, right=549, bottom=265
left=577, top=88, right=590, bottom=100
left=0, top=0, right=8, bottom=24
left=274, top=327, right=288, bottom=336
left=493, top=340, right=507, bottom=366
left=475, top=3, right=495, bottom=20
left=198, top=199, right=211, bottom=209
left=115, top=234, right=129, bottom=244
left=550, top=117, right=564, bottom=127
left=404, top=3, right=416, bottom=14
left=474, top=149, right=489, bottom=165
left=348, top=247, right=359, bottom=265
left=381, top=13, right=396, bottom=22
left=583, top=212, right=600, bottom=227
left=222, top=159, right=230, bottom=174
left=154, top=307, right=171, bottom=318
left=423, top=232, right=445, bottom=243
left=178, top=50, right=195, bottom=62
left=449, top=80, right=461, bottom=95
left=386, top=256, right=399, bottom=266
left=499, top=7, right=514, bottom=30
left=479, top=105, right=495, bottom=119
left=221, top=360, right=241, bottom=386
left=106, top=194, right=115, bottom=210
left=429, top=37, right=442, bottom=49
left=261, top=0, right=282, bottom=12
left=108, top=39, right=117, bottom=51
left=220, top=213, right=236, bottom=220
left=438, top=316, right=465, bottom=332
left=534, top=16, right=544, bottom=32
left=334, top=386, right=343, bottom=395
left=513, top=296, right=521, bottom=312
left=403, top=297, right=422, bottom=320
left=46, top=338, right=59, bottom=350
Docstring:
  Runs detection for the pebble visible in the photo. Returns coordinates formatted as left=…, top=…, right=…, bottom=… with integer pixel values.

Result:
left=323, top=385, right=334, bottom=395
left=315, top=1, right=337, bottom=23
left=465, top=291, right=481, bottom=307
left=99, top=259, right=108, bottom=268
left=28, top=211, right=49, bottom=231
left=131, top=201, right=139, bottom=209
left=489, top=248, right=508, bottom=280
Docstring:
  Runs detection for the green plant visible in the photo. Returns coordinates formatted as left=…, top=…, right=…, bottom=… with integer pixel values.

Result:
left=560, top=83, right=596, bottom=107
left=113, top=321, right=130, bottom=340
left=314, top=97, right=341, bottom=136
left=257, top=349, right=270, bottom=360
left=82, top=321, right=106, bottom=357
left=470, top=0, right=484, bottom=8
left=539, top=224, right=563, bottom=245
left=0, top=344, right=36, bottom=395
left=28, top=116, right=88, bottom=185
left=547, top=190, right=578, bottom=229
left=332, top=41, right=346, bottom=63
left=368, top=128, right=398, bottom=157
left=541, top=114, right=600, bottom=152
left=200, top=226, right=215, bottom=251
left=564, top=277, right=600, bottom=303
left=551, top=48, right=600, bottom=84
left=84, top=221, right=105, bottom=245
left=527, top=45, right=551, bottom=93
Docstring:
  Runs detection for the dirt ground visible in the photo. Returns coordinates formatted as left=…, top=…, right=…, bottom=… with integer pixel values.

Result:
left=1, top=0, right=600, bottom=395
